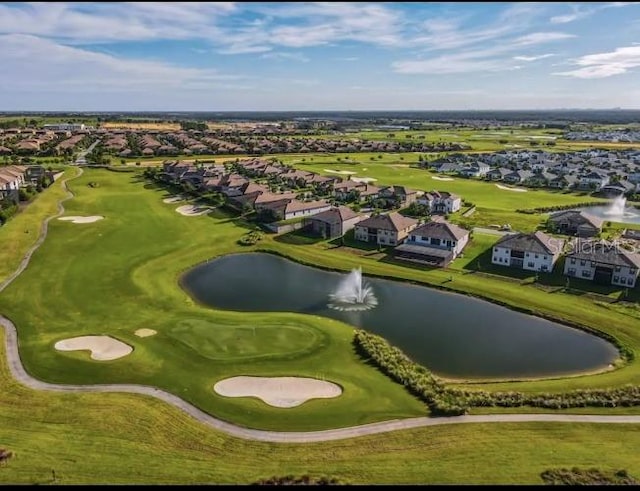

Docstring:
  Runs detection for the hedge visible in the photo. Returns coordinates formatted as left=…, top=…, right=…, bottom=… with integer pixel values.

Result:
left=354, top=329, right=640, bottom=415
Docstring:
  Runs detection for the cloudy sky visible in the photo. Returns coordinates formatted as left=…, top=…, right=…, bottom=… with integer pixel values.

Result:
left=1, top=2, right=639, bottom=111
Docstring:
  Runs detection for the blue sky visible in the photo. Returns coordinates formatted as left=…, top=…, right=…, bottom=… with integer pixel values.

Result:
left=1, top=2, right=639, bottom=111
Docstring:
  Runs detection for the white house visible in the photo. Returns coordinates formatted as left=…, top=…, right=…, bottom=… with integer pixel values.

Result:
left=459, top=163, right=490, bottom=178
left=262, top=198, right=332, bottom=221
left=43, top=123, right=86, bottom=131
left=0, top=165, right=26, bottom=201
left=394, top=218, right=470, bottom=267
left=417, top=191, right=462, bottom=214
left=563, top=239, right=640, bottom=288
left=492, top=231, right=564, bottom=273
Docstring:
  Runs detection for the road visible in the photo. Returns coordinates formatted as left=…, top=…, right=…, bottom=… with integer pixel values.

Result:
left=1, top=171, right=640, bottom=443
left=74, top=138, right=100, bottom=165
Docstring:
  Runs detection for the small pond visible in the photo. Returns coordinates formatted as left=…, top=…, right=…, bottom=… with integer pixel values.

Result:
left=181, top=253, right=618, bottom=379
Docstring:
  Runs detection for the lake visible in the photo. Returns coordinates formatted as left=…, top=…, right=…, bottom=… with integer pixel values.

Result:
left=181, top=252, right=618, bottom=380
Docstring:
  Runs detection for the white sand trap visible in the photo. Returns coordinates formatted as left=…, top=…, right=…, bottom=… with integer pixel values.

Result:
left=496, top=184, right=528, bottom=192
left=214, top=376, right=342, bottom=408
left=175, top=204, right=213, bottom=216
left=323, top=169, right=357, bottom=175
left=351, top=177, right=378, bottom=183
left=58, top=216, right=104, bottom=224
left=163, top=195, right=185, bottom=204
left=134, top=328, right=157, bottom=338
left=54, top=336, right=132, bottom=361
left=432, top=176, right=454, bottom=181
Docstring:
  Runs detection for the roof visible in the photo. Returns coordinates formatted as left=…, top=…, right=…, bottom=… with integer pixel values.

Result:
left=356, top=212, right=418, bottom=232
left=494, top=231, right=563, bottom=255
left=411, top=220, right=469, bottom=241
left=394, top=243, right=454, bottom=259
left=566, top=239, right=640, bottom=269
left=549, top=210, right=604, bottom=229
left=306, top=206, right=360, bottom=225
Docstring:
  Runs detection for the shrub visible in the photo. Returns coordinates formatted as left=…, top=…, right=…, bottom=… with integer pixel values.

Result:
left=238, top=231, right=264, bottom=246
left=0, top=448, right=12, bottom=464
left=540, top=467, right=638, bottom=485
left=252, top=475, right=342, bottom=485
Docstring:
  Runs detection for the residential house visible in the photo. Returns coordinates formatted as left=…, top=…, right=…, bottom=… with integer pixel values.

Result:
left=259, top=198, right=331, bottom=221
left=417, top=190, right=461, bottom=214
left=577, top=171, right=610, bottom=191
left=504, top=170, right=534, bottom=184
left=547, top=210, right=603, bottom=237
left=354, top=212, right=418, bottom=246
left=394, top=218, right=470, bottom=267
left=526, top=171, right=556, bottom=187
left=600, top=181, right=636, bottom=196
left=491, top=231, right=564, bottom=272
left=486, top=167, right=512, bottom=181
left=333, top=179, right=380, bottom=203
left=0, top=165, right=26, bottom=202
left=378, top=185, right=419, bottom=208
left=458, top=162, right=490, bottom=178
left=563, top=239, right=640, bottom=287
left=303, top=205, right=364, bottom=239
left=548, top=174, right=578, bottom=190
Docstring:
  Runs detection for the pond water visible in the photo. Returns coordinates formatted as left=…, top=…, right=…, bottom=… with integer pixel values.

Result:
left=181, top=253, right=618, bottom=379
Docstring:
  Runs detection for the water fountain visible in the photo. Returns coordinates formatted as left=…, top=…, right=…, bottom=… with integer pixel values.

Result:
left=603, top=195, right=637, bottom=219
left=328, top=267, right=378, bottom=311
left=605, top=195, right=627, bottom=217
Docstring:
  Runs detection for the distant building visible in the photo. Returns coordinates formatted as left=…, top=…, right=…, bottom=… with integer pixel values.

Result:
left=43, top=123, right=86, bottom=131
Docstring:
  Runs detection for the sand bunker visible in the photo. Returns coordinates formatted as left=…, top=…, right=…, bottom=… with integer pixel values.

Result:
left=134, top=328, right=157, bottom=338
left=214, top=376, right=342, bottom=408
left=175, top=204, right=213, bottom=216
left=495, top=184, right=528, bottom=192
left=351, top=177, right=378, bottom=183
left=54, top=335, right=132, bottom=361
left=58, top=216, right=104, bottom=224
left=323, top=169, right=357, bottom=175
left=163, top=195, right=185, bottom=204
left=432, top=176, right=454, bottom=181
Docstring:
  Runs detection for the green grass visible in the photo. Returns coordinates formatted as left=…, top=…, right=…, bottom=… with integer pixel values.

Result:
left=0, top=169, right=78, bottom=281
left=3, top=332, right=640, bottom=484
left=3, top=168, right=640, bottom=483
left=0, top=169, right=425, bottom=431
left=301, top=128, right=640, bottom=153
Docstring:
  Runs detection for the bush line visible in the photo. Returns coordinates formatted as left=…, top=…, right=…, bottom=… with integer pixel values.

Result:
left=354, top=329, right=640, bottom=415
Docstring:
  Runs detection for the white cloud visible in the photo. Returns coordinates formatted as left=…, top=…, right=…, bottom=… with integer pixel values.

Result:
left=550, top=1, right=636, bottom=24
left=513, top=53, right=555, bottom=61
left=0, top=2, right=236, bottom=43
left=0, top=34, right=243, bottom=91
left=554, top=45, right=640, bottom=78
left=393, top=30, right=573, bottom=75
left=260, top=51, right=310, bottom=62
left=514, top=32, right=576, bottom=45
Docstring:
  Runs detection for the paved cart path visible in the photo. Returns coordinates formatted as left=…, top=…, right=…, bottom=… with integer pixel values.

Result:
left=2, top=168, right=640, bottom=443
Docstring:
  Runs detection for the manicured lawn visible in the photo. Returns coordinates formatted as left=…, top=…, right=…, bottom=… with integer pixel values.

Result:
left=0, top=169, right=425, bottom=431
left=2, top=332, right=640, bottom=484
left=3, top=168, right=640, bottom=484
left=0, top=168, right=78, bottom=281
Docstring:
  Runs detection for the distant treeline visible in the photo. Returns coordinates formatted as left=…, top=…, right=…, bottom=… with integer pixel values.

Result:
left=2, top=109, right=640, bottom=124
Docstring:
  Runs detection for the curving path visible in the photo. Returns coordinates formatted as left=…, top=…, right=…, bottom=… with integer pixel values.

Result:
left=1, top=168, right=640, bottom=443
